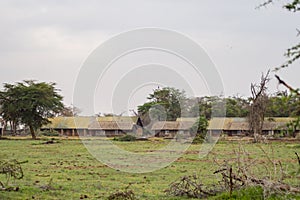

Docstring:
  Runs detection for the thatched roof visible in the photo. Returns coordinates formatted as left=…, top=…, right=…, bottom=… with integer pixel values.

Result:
left=97, top=116, right=137, bottom=123
left=151, top=121, right=194, bottom=131
left=176, top=118, right=197, bottom=122
left=208, top=118, right=242, bottom=130
left=42, top=117, right=93, bottom=129
left=42, top=116, right=137, bottom=129
left=42, top=117, right=298, bottom=131
left=228, top=122, right=249, bottom=130
left=88, top=121, right=133, bottom=130
left=207, top=117, right=296, bottom=131
left=262, top=122, right=288, bottom=130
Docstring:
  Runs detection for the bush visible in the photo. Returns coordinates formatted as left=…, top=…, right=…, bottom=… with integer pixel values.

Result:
left=192, top=134, right=205, bottom=144
left=213, top=186, right=263, bottom=200
left=114, top=135, right=136, bottom=142
left=39, top=130, right=59, bottom=137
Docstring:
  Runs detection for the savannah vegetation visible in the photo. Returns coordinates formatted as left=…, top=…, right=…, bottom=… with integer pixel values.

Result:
left=0, top=138, right=299, bottom=199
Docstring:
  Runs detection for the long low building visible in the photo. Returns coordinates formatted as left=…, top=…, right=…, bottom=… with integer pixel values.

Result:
left=41, top=117, right=299, bottom=137
left=41, top=116, right=138, bottom=137
left=208, top=117, right=298, bottom=136
left=151, top=121, right=195, bottom=137
left=177, top=117, right=299, bottom=136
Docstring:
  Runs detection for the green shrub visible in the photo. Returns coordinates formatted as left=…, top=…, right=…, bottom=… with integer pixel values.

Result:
left=39, top=130, right=59, bottom=137
left=213, top=186, right=263, bottom=199
left=114, top=135, right=136, bottom=142
left=192, top=134, right=204, bottom=144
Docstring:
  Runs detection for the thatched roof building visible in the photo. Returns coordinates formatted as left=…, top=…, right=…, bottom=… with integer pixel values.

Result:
left=151, top=121, right=194, bottom=137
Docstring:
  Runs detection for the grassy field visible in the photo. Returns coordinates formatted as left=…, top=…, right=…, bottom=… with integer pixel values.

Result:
left=0, top=137, right=299, bottom=199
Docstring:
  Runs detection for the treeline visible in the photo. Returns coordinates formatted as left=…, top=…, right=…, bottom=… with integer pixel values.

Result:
left=197, top=92, right=300, bottom=119
left=137, top=87, right=300, bottom=122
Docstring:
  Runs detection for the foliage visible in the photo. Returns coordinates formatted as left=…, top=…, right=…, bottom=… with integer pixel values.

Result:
left=225, top=96, right=249, bottom=117
left=286, top=117, right=300, bottom=137
left=39, top=130, right=60, bottom=137
left=213, top=186, right=264, bottom=200
left=58, top=106, right=81, bottom=117
left=0, top=80, right=64, bottom=139
left=191, top=116, right=208, bottom=134
left=113, top=134, right=137, bottom=142
left=138, top=86, right=299, bottom=129
left=190, top=116, right=208, bottom=144
left=138, top=87, right=187, bottom=124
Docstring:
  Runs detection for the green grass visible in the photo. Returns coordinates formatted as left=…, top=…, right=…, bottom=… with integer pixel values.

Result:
left=0, top=138, right=299, bottom=199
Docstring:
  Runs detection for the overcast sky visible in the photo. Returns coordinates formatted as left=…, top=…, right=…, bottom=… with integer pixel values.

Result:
left=0, top=0, right=299, bottom=115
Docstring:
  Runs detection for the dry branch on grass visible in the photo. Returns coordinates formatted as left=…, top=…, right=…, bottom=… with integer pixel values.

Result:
left=108, top=190, right=135, bottom=200
left=165, top=175, right=224, bottom=198
left=0, top=159, right=25, bottom=191
left=214, top=144, right=300, bottom=197
left=108, top=184, right=136, bottom=200
left=295, top=152, right=300, bottom=166
left=166, top=143, right=300, bottom=199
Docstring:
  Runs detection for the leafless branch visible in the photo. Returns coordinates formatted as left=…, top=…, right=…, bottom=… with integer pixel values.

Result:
left=256, top=0, right=274, bottom=9
left=275, top=75, right=300, bottom=95
left=249, top=71, right=270, bottom=142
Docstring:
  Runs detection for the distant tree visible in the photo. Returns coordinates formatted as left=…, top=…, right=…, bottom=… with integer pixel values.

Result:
left=190, top=116, right=208, bottom=135
left=190, top=116, right=208, bottom=144
left=0, top=83, right=22, bottom=135
left=188, top=97, right=212, bottom=119
left=286, top=117, right=300, bottom=137
left=138, top=87, right=187, bottom=123
left=225, top=96, right=249, bottom=117
left=59, top=105, right=81, bottom=117
left=264, top=91, right=300, bottom=117
left=188, top=96, right=248, bottom=119
left=0, top=80, right=64, bottom=139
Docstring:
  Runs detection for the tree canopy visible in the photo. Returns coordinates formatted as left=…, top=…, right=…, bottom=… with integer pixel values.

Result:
left=0, top=80, right=64, bottom=139
left=138, top=87, right=187, bottom=123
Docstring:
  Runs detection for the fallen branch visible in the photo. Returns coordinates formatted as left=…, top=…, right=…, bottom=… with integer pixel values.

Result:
left=0, top=159, right=25, bottom=189
left=295, top=152, right=300, bottom=166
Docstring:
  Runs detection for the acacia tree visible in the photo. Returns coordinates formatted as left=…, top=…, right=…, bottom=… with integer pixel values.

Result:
left=0, top=80, right=64, bottom=139
left=138, top=87, right=187, bottom=123
left=0, top=83, right=21, bottom=135
left=58, top=105, right=81, bottom=117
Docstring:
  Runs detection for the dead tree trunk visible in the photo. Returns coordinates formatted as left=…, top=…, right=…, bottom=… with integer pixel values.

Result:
left=248, top=71, right=270, bottom=142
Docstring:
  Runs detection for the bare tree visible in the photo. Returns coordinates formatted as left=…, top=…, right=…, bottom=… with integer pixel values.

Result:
left=248, top=70, right=270, bottom=142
